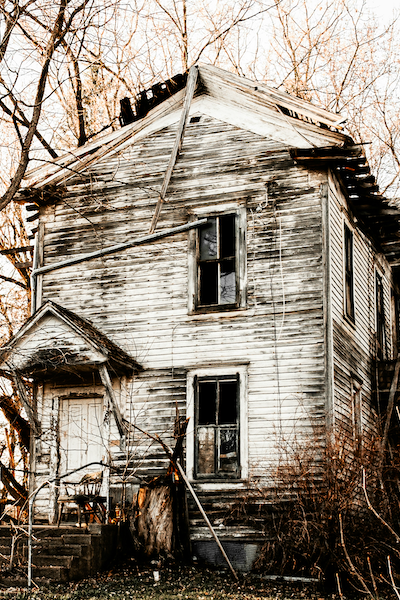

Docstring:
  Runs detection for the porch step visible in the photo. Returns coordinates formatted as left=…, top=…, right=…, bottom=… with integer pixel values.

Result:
left=32, top=554, right=74, bottom=568
left=0, top=524, right=120, bottom=584
left=32, top=565, right=69, bottom=581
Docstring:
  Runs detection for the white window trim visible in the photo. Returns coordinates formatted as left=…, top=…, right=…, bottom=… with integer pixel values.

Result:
left=186, top=364, right=248, bottom=484
left=188, top=204, right=247, bottom=314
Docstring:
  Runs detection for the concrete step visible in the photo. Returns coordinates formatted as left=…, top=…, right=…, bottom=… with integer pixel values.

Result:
left=0, top=524, right=120, bottom=583
left=32, top=554, right=73, bottom=568
left=32, top=526, right=88, bottom=537
left=62, top=533, right=97, bottom=546
left=34, top=542, right=83, bottom=556
left=32, top=565, right=69, bottom=582
left=0, top=574, right=29, bottom=588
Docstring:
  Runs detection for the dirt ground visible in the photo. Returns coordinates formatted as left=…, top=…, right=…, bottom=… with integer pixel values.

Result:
left=0, top=562, right=342, bottom=600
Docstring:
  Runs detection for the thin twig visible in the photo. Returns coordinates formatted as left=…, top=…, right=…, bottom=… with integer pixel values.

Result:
left=387, top=555, right=400, bottom=600
left=339, top=513, right=373, bottom=597
left=335, top=572, right=344, bottom=600
left=367, top=555, right=378, bottom=598
left=362, top=468, right=400, bottom=543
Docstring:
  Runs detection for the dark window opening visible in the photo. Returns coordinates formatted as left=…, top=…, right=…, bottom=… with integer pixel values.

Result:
left=198, top=215, right=237, bottom=308
left=190, top=116, right=201, bottom=123
left=195, top=375, right=239, bottom=478
left=376, top=272, right=387, bottom=359
left=344, top=224, right=355, bottom=321
left=391, top=289, right=400, bottom=358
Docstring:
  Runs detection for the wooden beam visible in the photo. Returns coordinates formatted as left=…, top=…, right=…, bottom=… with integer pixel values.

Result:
left=0, top=246, right=34, bottom=255
left=175, top=460, right=239, bottom=581
left=32, top=219, right=207, bottom=277
left=148, top=65, right=198, bottom=234
left=11, top=371, right=41, bottom=435
left=98, top=364, right=125, bottom=440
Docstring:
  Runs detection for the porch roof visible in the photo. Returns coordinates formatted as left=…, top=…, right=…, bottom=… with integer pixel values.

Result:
left=0, top=300, right=141, bottom=377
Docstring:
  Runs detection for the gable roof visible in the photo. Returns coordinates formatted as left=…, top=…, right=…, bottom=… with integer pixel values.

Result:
left=0, top=300, right=141, bottom=376
left=17, top=64, right=400, bottom=270
left=21, top=64, right=348, bottom=192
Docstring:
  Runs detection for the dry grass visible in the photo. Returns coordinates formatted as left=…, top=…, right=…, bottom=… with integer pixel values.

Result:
left=0, top=562, right=335, bottom=600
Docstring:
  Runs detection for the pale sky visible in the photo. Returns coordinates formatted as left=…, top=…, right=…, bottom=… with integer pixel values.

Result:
left=366, top=0, right=399, bottom=22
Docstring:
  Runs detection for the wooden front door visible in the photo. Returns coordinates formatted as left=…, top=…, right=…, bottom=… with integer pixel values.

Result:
left=59, top=397, right=104, bottom=477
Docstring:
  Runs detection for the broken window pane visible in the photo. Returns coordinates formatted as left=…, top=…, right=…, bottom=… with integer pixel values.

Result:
left=376, top=272, right=386, bottom=359
left=196, top=376, right=239, bottom=479
left=344, top=224, right=354, bottom=320
left=219, top=429, right=238, bottom=473
left=200, top=219, right=217, bottom=260
left=220, top=214, right=235, bottom=258
left=200, top=263, right=218, bottom=304
left=197, top=427, right=215, bottom=474
left=220, top=260, right=236, bottom=304
left=218, top=380, right=237, bottom=424
left=198, top=381, right=217, bottom=425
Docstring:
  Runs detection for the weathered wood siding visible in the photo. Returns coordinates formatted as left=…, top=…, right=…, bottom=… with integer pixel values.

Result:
left=328, top=170, right=393, bottom=451
left=36, top=113, right=331, bottom=510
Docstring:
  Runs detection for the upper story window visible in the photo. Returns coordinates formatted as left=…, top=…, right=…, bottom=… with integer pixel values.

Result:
left=198, top=215, right=237, bottom=307
left=344, top=223, right=355, bottom=321
left=188, top=206, right=246, bottom=314
left=376, top=271, right=387, bottom=359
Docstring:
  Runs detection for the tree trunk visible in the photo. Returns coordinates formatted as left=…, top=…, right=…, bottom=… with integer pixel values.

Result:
left=135, top=476, right=190, bottom=558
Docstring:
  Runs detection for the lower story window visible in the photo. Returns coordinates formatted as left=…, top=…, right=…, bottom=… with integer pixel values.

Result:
left=195, top=375, right=239, bottom=478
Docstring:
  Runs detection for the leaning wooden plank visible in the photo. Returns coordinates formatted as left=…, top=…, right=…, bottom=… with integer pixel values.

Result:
left=149, top=66, right=199, bottom=234
left=32, top=219, right=207, bottom=276
left=11, top=371, right=41, bottom=435
left=99, top=364, right=125, bottom=440
left=176, top=460, right=239, bottom=582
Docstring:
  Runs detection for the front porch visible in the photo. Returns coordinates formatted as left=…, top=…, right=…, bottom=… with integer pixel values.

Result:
left=0, top=523, right=124, bottom=587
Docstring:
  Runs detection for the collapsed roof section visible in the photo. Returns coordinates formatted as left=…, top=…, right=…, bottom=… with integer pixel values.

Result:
left=16, top=63, right=400, bottom=269
left=291, top=147, right=400, bottom=269
left=20, top=63, right=348, bottom=194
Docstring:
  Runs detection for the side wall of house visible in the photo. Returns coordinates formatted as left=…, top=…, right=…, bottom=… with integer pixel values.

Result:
left=328, top=171, right=393, bottom=458
left=36, top=115, right=330, bottom=520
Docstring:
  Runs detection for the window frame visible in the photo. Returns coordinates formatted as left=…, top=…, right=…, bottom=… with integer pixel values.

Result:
left=186, top=365, right=248, bottom=483
left=375, top=268, right=387, bottom=359
left=194, top=374, right=240, bottom=479
left=343, top=222, right=355, bottom=322
left=351, top=377, right=363, bottom=455
left=188, top=205, right=247, bottom=314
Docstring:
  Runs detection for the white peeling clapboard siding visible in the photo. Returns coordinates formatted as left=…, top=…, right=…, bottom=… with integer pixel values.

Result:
left=40, top=114, right=327, bottom=486
left=328, top=171, right=391, bottom=446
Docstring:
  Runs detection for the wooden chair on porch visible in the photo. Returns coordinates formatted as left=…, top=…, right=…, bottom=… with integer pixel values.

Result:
left=57, top=471, right=107, bottom=526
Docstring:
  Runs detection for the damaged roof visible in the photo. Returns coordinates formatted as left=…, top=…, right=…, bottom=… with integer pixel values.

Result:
left=17, top=63, right=400, bottom=269
left=20, top=63, right=347, bottom=192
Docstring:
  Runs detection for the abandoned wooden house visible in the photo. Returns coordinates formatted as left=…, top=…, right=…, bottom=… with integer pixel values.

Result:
left=1, top=63, right=400, bottom=568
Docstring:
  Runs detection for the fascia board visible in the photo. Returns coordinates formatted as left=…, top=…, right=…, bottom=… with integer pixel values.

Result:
left=195, top=95, right=346, bottom=148
left=198, top=63, right=345, bottom=128
left=24, top=88, right=187, bottom=189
